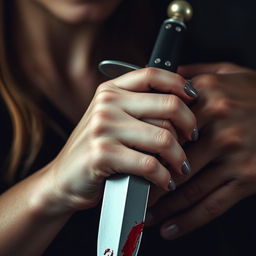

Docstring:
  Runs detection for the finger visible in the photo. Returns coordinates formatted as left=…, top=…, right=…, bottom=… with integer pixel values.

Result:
left=184, top=122, right=243, bottom=179
left=121, top=92, right=197, bottom=141
left=160, top=181, right=243, bottom=240
left=109, top=67, right=198, bottom=100
left=177, top=62, right=249, bottom=78
left=141, top=118, right=178, bottom=140
left=190, top=97, right=216, bottom=129
left=189, top=74, right=233, bottom=129
left=148, top=163, right=230, bottom=225
left=102, top=143, right=175, bottom=191
left=183, top=131, right=218, bottom=177
left=141, top=119, right=188, bottom=149
left=115, top=115, right=190, bottom=176
left=140, top=118, right=192, bottom=150
left=122, top=117, right=181, bottom=172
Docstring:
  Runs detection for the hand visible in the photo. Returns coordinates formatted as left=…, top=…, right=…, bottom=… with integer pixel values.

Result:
left=147, top=63, right=256, bottom=240
left=45, top=67, right=197, bottom=213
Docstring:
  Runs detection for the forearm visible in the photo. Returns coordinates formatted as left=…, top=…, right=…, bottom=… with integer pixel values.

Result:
left=0, top=164, right=74, bottom=256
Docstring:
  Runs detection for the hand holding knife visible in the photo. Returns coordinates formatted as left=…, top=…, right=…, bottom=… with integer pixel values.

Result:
left=97, top=1, right=193, bottom=256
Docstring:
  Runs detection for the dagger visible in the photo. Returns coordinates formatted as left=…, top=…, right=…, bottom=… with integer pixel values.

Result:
left=97, top=1, right=193, bottom=256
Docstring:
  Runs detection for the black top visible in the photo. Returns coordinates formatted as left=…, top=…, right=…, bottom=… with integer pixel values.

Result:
left=1, top=0, right=256, bottom=255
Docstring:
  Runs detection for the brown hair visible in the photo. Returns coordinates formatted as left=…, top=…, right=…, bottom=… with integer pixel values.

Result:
left=0, top=1, right=45, bottom=184
left=0, top=0, right=163, bottom=184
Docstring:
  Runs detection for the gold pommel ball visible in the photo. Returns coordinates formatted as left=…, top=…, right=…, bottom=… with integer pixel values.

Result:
left=167, top=0, right=193, bottom=22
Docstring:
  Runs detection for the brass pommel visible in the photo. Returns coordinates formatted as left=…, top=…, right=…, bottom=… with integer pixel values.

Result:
left=167, top=0, right=193, bottom=22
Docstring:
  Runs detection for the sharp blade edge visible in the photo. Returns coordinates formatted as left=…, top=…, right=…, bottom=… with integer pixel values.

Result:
left=97, top=175, right=150, bottom=256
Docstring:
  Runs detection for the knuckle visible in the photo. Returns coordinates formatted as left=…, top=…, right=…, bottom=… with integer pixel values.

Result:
left=143, top=67, right=159, bottom=81
left=155, top=129, right=173, bottom=149
left=95, top=88, right=116, bottom=105
left=214, top=98, right=234, bottom=116
left=96, top=82, right=110, bottom=94
left=198, top=74, right=220, bottom=90
left=164, top=95, right=182, bottom=115
left=182, top=181, right=202, bottom=204
left=90, top=120, right=107, bottom=137
left=216, top=128, right=244, bottom=151
left=202, top=198, right=224, bottom=218
left=160, top=120, right=172, bottom=130
left=206, top=98, right=234, bottom=118
left=141, top=155, right=159, bottom=175
left=91, top=140, right=110, bottom=167
left=94, top=109, right=111, bottom=121
left=91, top=169, right=109, bottom=183
left=95, top=139, right=110, bottom=152
left=90, top=110, right=111, bottom=136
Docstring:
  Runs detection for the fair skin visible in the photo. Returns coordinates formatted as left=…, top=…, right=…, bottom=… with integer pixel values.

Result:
left=1, top=1, right=256, bottom=255
left=0, top=0, right=196, bottom=255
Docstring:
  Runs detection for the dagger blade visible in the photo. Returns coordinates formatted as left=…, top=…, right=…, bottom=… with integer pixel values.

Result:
left=97, top=7, right=190, bottom=256
left=97, top=175, right=150, bottom=256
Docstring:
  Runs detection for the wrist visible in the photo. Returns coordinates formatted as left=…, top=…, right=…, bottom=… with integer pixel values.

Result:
left=28, top=163, right=76, bottom=219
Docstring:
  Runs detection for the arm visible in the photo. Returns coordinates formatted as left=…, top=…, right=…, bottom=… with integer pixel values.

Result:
left=0, top=67, right=197, bottom=255
left=0, top=164, right=73, bottom=256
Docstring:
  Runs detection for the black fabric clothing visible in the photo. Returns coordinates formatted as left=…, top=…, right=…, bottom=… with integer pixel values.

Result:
left=1, top=0, right=256, bottom=255
left=0, top=96, right=101, bottom=255
left=0, top=96, right=12, bottom=192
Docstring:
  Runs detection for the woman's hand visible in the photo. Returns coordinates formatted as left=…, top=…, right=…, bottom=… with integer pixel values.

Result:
left=45, top=67, right=197, bottom=213
left=147, top=63, right=256, bottom=240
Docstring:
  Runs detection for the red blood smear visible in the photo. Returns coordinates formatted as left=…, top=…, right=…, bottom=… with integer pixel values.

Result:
left=104, top=248, right=114, bottom=256
left=104, top=249, right=110, bottom=255
left=121, top=222, right=145, bottom=256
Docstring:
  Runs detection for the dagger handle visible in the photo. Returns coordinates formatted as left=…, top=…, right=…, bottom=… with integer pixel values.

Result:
left=147, top=19, right=186, bottom=72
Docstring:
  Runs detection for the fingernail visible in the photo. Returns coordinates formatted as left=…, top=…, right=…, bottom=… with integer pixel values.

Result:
left=162, top=224, right=179, bottom=239
left=184, top=80, right=198, bottom=98
left=182, top=160, right=191, bottom=175
left=191, top=128, right=199, bottom=141
left=168, top=179, right=176, bottom=191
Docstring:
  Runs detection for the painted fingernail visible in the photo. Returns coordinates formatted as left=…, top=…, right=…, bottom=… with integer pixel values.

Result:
left=168, top=179, right=176, bottom=191
left=162, top=224, right=179, bottom=239
left=184, top=80, right=198, bottom=98
left=182, top=160, right=191, bottom=175
left=191, top=128, right=199, bottom=141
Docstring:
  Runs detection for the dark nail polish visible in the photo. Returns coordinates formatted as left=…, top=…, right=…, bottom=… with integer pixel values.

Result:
left=184, top=80, right=198, bottom=98
left=191, top=128, right=199, bottom=141
left=182, top=160, right=191, bottom=175
left=162, top=224, right=179, bottom=239
left=168, top=179, right=176, bottom=191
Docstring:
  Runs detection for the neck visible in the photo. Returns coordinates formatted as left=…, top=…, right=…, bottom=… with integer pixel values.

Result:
left=11, top=0, right=149, bottom=122
left=14, top=0, right=103, bottom=86
left=12, top=0, right=107, bottom=123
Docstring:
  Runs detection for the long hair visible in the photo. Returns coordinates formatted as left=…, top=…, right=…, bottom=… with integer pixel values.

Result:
left=0, top=0, right=164, bottom=184
left=0, top=1, right=45, bottom=184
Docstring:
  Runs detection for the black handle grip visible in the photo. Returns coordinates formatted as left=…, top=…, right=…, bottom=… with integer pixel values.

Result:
left=148, top=19, right=186, bottom=72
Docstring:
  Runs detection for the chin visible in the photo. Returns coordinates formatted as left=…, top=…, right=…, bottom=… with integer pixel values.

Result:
left=37, top=0, right=122, bottom=24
